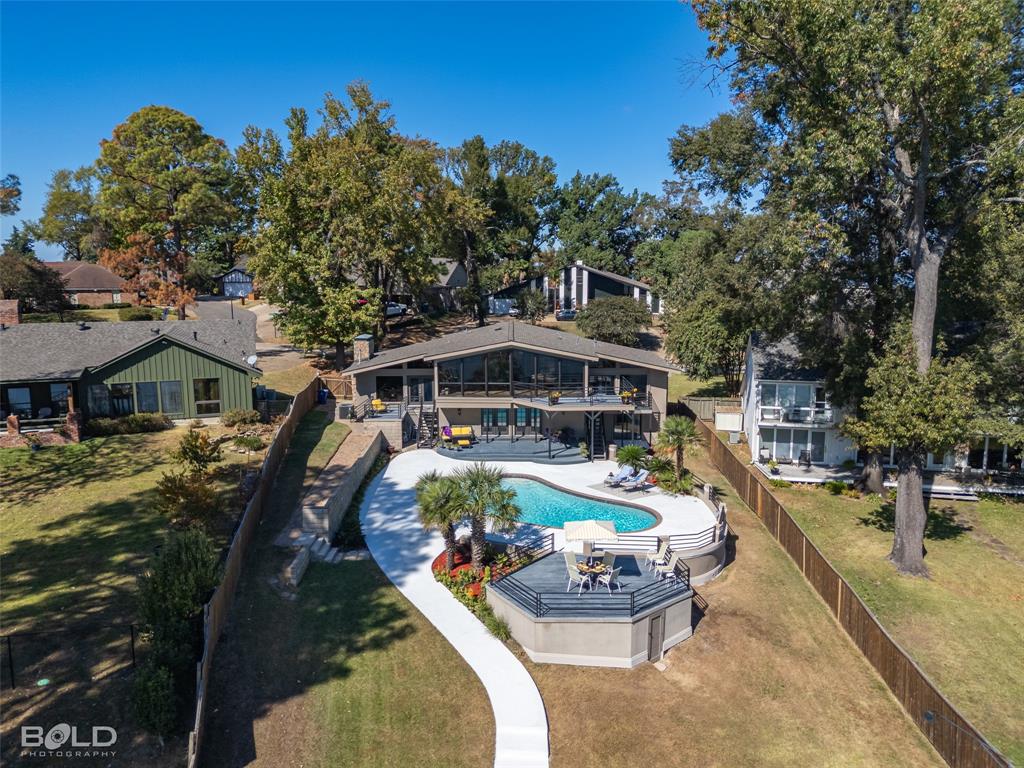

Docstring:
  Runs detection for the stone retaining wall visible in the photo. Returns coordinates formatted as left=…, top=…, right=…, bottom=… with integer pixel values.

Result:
left=299, top=431, right=384, bottom=538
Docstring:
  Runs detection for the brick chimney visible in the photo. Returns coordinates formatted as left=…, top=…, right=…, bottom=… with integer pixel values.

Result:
left=353, top=334, right=375, bottom=363
left=0, top=299, right=21, bottom=326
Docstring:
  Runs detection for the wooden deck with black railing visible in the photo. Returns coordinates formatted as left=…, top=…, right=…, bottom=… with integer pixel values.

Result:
left=489, top=548, right=692, bottom=619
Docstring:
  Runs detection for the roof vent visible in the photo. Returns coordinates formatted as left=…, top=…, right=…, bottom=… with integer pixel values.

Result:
left=193, top=330, right=198, bottom=341
left=151, top=327, right=160, bottom=334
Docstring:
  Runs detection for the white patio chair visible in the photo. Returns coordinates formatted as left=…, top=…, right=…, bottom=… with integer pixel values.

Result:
left=653, top=552, right=682, bottom=581
left=596, top=567, right=623, bottom=593
left=644, top=540, right=670, bottom=570
left=566, top=567, right=590, bottom=595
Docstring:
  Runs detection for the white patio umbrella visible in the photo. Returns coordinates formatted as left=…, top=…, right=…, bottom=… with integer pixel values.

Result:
left=563, top=519, right=618, bottom=558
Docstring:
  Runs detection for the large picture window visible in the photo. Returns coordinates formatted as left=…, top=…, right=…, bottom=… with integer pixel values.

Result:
left=160, top=381, right=183, bottom=414
left=88, top=385, right=111, bottom=417
left=438, top=360, right=461, bottom=396
left=486, top=352, right=510, bottom=396
left=136, top=382, right=159, bottom=413
left=6, top=387, right=32, bottom=417
left=193, top=378, right=221, bottom=415
left=760, top=427, right=828, bottom=463
left=462, top=355, right=485, bottom=395
left=49, top=384, right=69, bottom=414
left=110, top=383, right=134, bottom=416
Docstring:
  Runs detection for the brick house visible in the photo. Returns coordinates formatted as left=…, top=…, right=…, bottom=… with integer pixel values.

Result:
left=42, top=261, right=137, bottom=307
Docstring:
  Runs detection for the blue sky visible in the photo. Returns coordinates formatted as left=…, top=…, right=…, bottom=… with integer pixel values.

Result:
left=1, top=1, right=732, bottom=258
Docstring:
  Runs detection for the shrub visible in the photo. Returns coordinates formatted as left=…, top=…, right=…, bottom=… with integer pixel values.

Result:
left=85, top=413, right=173, bottom=436
left=822, top=480, right=848, bottom=495
left=156, top=470, right=223, bottom=527
left=232, top=434, right=264, bottom=453
left=101, top=302, right=133, bottom=309
left=131, top=662, right=176, bottom=736
left=118, top=306, right=162, bottom=321
left=768, top=478, right=792, bottom=488
left=840, top=459, right=857, bottom=471
left=221, top=408, right=261, bottom=427
left=172, top=429, right=222, bottom=475
left=138, top=528, right=220, bottom=675
left=481, top=611, right=511, bottom=641
left=575, top=296, right=652, bottom=346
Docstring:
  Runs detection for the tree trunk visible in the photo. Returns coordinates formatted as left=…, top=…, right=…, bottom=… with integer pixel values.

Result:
left=855, top=451, right=886, bottom=496
left=177, top=305, right=186, bottom=320
left=676, top=446, right=684, bottom=481
left=890, top=450, right=929, bottom=577
left=462, top=230, right=486, bottom=327
left=334, top=340, right=346, bottom=371
left=443, top=524, right=456, bottom=572
left=470, top=515, right=486, bottom=571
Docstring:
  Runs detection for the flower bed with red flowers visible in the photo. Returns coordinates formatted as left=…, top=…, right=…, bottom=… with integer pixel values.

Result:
left=431, top=543, right=513, bottom=640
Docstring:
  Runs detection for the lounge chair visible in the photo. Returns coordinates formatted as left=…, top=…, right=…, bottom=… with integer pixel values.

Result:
left=603, top=466, right=635, bottom=486
left=644, top=540, right=670, bottom=570
left=653, top=552, right=682, bottom=580
left=370, top=399, right=388, bottom=416
left=596, top=567, right=623, bottom=593
left=622, top=469, right=650, bottom=491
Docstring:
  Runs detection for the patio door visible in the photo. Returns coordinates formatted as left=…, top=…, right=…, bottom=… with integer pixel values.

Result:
left=408, top=377, right=433, bottom=405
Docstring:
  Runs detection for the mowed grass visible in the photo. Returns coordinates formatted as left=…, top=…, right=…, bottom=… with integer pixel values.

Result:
left=0, top=425, right=264, bottom=631
left=257, top=361, right=320, bottom=396
left=526, top=446, right=943, bottom=768
left=668, top=371, right=732, bottom=400
left=200, top=411, right=493, bottom=768
left=769, top=482, right=1024, bottom=763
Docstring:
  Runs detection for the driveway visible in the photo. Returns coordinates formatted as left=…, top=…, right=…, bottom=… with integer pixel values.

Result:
left=194, top=297, right=306, bottom=373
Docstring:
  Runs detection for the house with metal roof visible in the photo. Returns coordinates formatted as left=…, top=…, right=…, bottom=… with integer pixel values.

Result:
left=343, top=319, right=680, bottom=461
left=0, top=316, right=260, bottom=431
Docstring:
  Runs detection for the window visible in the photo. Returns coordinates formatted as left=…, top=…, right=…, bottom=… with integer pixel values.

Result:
left=109, top=383, right=134, bottom=415
left=376, top=376, right=403, bottom=401
left=483, top=408, right=508, bottom=428
left=136, top=382, right=159, bottom=413
left=486, top=351, right=510, bottom=396
left=112, top=292, right=121, bottom=303
left=759, top=427, right=775, bottom=458
left=536, top=355, right=558, bottom=389
left=160, top=381, right=183, bottom=414
left=774, top=428, right=793, bottom=460
left=49, top=383, right=69, bottom=414
left=560, top=359, right=584, bottom=395
left=811, top=431, right=826, bottom=462
left=6, top=387, right=32, bottom=417
left=515, top=406, right=540, bottom=428
left=88, top=384, right=111, bottom=417
left=193, top=378, right=221, bottom=415
left=761, top=383, right=778, bottom=406
left=462, top=355, right=485, bottom=395
left=438, top=360, right=461, bottom=396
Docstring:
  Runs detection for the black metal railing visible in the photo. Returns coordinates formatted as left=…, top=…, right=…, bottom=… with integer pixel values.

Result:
left=496, top=533, right=555, bottom=577
left=490, top=558, right=691, bottom=618
left=436, top=382, right=653, bottom=409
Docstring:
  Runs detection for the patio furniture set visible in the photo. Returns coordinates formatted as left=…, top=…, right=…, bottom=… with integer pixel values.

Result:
left=562, top=540, right=682, bottom=596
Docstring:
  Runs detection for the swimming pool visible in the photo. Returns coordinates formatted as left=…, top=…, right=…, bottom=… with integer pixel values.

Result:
left=503, top=477, right=657, bottom=532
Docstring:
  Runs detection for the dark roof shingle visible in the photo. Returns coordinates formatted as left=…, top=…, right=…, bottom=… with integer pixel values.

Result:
left=749, top=333, right=825, bottom=382
left=0, top=319, right=259, bottom=382
left=42, top=261, right=126, bottom=292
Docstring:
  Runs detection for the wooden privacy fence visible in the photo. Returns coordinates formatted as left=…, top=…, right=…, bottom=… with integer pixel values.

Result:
left=682, top=396, right=741, bottom=421
left=185, top=376, right=320, bottom=768
left=682, top=406, right=1010, bottom=768
left=320, top=374, right=353, bottom=400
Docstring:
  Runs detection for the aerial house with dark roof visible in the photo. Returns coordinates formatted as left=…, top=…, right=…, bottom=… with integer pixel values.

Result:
left=343, top=320, right=680, bottom=461
left=0, top=316, right=260, bottom=430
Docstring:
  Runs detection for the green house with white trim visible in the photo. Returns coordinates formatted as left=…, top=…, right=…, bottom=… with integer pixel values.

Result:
left=0, top=318, right=261, bottom=428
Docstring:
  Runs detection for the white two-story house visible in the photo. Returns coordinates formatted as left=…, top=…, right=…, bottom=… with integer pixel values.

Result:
left=741, top=334, right=1022, bottom=477
left=741, top=334, right=857, bottom=467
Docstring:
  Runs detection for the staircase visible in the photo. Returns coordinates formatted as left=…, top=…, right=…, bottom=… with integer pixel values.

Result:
left=417, top=406, right=438, bottom=447
left=589, top=413, right=607, bottom=460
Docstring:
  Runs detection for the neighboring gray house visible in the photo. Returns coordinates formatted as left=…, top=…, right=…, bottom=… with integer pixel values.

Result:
left=426, top=259, right=468, bottom=310
left=216, top=266, right=254, bottom=298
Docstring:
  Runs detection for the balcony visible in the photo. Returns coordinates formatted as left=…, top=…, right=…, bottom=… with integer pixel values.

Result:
left=436, top=383, right=654, bottom=411
left=758, top=405, right=834, bottom=425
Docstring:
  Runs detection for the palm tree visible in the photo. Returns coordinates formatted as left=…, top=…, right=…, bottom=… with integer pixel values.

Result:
left=455, top=463, right=521, bottom=570
left=655, top=415, right=702, bottom=482
left=616, top=444, right=648, bottom=472
left=415, top=471, right=466, bottom=572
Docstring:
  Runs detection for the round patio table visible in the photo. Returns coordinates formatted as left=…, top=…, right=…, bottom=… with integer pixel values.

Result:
left=576, top=562, right=608, bottom=589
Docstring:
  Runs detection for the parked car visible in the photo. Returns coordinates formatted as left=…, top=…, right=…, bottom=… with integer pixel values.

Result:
left=555, top=308, right=576, bottom=321
left=385, top=302, right=408, bottom=318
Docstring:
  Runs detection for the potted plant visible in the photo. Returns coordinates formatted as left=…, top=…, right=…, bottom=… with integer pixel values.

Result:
left=548, top=390, right=561, bottom=405
left=24, top=433, right=41, bottom=452
left=768, top=459, right=780, bottom=475
left=578, top=440, right=589, bottom=459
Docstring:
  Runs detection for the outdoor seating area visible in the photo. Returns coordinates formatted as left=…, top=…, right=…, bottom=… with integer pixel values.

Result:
left=602, top=465, right=651, bottom=491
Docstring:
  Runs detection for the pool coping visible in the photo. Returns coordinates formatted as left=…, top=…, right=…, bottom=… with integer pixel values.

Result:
left=504, top=472, right=664, bottom=532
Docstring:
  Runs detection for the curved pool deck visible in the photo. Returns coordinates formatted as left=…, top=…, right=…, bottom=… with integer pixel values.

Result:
left=359, top=451, right=550, bottom=768
left=359, top=450, right=719, bottom=767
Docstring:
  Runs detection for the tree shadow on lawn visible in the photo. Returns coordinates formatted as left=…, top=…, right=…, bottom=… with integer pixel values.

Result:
left=858, top=501, right=972, bottom=541
left=0, top=434, right=169, bottom=507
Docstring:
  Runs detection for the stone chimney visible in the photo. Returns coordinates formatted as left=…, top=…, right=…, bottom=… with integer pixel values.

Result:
left=0, top=299, right=21, bottom=326
left=353, top=334, right=375, bottom=363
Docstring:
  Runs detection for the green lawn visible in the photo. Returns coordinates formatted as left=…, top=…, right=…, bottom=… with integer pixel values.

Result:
left=200, top=411, right=492, bottom=767
left=767, top=483, right=1024, bottom=764
left=668, top=371, right=732, bottom=400
left=0, top=425, right=263, bottom=630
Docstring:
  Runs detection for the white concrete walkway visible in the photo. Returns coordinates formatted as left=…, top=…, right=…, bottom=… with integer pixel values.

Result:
left=359, top=452, right=550, bottom=768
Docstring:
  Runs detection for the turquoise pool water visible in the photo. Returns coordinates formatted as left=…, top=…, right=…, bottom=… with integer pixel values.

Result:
left=502, top=477, right=657, bottom=532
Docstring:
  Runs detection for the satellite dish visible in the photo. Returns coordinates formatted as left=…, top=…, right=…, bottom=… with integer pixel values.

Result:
left=246, top=355, right=258, bottom=366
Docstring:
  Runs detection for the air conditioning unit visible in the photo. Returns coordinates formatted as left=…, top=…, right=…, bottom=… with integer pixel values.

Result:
left=728, top=431, right=740, bottom=444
